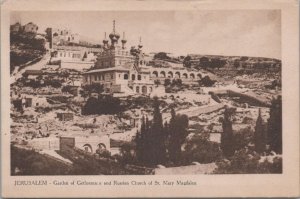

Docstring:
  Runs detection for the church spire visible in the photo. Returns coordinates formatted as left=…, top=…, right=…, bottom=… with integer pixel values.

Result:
left=109, top=20, right=120, bottom=48
left=103, top=32, right=109, bottom=48
left=138, top=36, right=143, bottom=49
left=121, top=32, right=127, bottom=49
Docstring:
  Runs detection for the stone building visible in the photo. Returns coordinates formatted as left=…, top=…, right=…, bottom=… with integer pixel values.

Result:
left=23, top=22, right=38, bottom=34
left=83, top=21, right=204, bottom=95
left=59, top=135, right=110, bottom=154
left=10, top=22, right=22, bottom=32
left=57, top=112, right=74, bottom=121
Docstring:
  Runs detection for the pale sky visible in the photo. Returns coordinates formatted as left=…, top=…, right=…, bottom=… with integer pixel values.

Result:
left=11, top=10, right=281, bottom=59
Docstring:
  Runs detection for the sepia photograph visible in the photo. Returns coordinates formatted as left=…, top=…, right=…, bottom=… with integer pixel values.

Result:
left=9, top=9, right=283, bottom=175
left=1, top=0, right=299, bottom=198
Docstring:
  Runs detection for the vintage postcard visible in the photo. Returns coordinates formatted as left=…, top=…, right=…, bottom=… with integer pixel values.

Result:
left=1, top=0, right=299, bottom=198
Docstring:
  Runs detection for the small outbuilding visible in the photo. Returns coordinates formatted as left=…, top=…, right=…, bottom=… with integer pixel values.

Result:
left=57, top=112, right=74, bottom=121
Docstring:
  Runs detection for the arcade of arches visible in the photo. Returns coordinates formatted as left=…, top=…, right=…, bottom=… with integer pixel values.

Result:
left=151, top=70, right=202, bottom=80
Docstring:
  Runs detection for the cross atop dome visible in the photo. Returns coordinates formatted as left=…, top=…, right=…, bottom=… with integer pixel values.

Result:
left=109, top=20, right=120, bottom=47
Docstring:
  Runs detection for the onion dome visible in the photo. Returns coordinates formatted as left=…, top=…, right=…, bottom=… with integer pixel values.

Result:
left=109, top=20, right=120, bottom=42
left=103, top=32, right=109, bottom=44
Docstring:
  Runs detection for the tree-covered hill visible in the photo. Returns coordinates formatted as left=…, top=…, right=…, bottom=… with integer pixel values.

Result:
left=10, top=32, right=46, bottom=74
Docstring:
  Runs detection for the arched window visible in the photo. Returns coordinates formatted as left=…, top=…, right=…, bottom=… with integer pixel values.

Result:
left=83, top=144, right=93, bottom=153
left=138, top=75, right=141, bottom=80
left=136, top=86, right=140, bottom=93
left=142, top=86, right=147, bottom=94
left=152, top=71, right=158, bottom=77
left=140, top=60, right=143, bottom=65
left=98, top=143, right=106, bottom=150
left=124, top=74, right=128, bottom=80
left=132, top=74, right=136, bottom=80
left=160, top=71, right=166, bottom=78
left=167, top=71, right=173, bottom=78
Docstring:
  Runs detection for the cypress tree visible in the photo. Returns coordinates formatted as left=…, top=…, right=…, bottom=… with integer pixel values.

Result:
left=145, top=115, right=150, bottom=131
left=141, top=115, right=146, bottom=134
left=221, top=107, right=235, bottom=157
left=254, top=108, right=266, bottom=153
left=168, top=108, right=189, bottom=165
left=135, top=116, right=145, bottom=163
left=135, top=97, right=167, bottom=166
left=135, top=130, right=142, bottom=162
left=152, top=97, right=163, bottom=131
left=170, top=108, right=176, bottom=120
left=152, top=97, right=166, bottom=165
left=267, top=96, right=282, bottom=154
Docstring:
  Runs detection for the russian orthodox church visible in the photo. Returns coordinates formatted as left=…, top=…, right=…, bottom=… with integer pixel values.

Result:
left=83, top=21, right=204, bottom=95
left=83, top=20, right=154, bottom=95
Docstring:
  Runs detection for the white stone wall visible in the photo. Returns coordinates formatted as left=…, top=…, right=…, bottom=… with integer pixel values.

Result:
left=60, top=60, right=94, bottom=70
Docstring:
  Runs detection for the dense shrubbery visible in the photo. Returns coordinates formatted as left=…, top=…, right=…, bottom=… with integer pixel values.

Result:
left=265, top=79, right=281, bottom=89
left=11, top=145, right=70, bottom=175
left=81, top=95, right=123, bottom=115
left=22, top=78, right=62, bottom=88
left=198, top=76, right=216, bottom=87
left=47, top=95, right=70, bottom=104
left=153, top=52, right=182, bottom=63
left=214, top=148, right=282, bottom=174
left=126, top=96, right=167, bottom=110
left=10, top=32, right=46, bottom=73
left=233, top=127, right=253, bottom=151
left=165, top=79, right=186, bottom=93
left=118, top=142, right=137, bottom=165
left=215, top=98, right=282, bottom=173
left=81, top=84, right=103, bottom=94
left=182, top=133, right=222, bottom=164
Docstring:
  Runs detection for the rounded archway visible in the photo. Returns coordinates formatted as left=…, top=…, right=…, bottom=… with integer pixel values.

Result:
left=160, top=71, right=166, bottom=78
left=152, top=71, right=158, bottom=78
left=197, top=73, right=202, bottom=79
left=83, top=144, right=93, bottom=153
left=96, top=143, right=107, bottom=154
left=167, top=71, right=173, bottom=78
left=131, top=74, right=136, bottom=80
left=182, top=73, right=188, bottom=78
left=190, top=73, right=195, bottom=79
left=124, top=74, right=129, bottom=80
left=175, top=72, right=180, bottom=78
left=136, top=86, right=140, bottom=93
left=98, top=143, right=106, bottom=150
left=142, top=86, right=147, bottom=94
